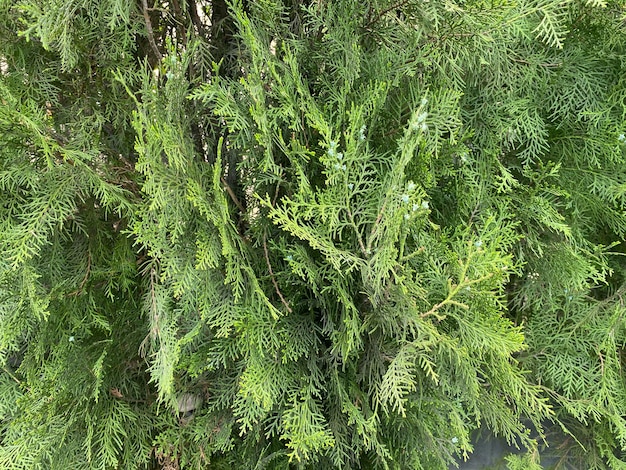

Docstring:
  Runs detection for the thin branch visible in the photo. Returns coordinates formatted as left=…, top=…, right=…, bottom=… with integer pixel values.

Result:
left=170, top=0, right=188, bottom=47
left=142, top=0, right=163, bottom=62
left=68, top=249, right=91, bottom=297
left=366, top=197, right=388, bottom=255
left=364, top=0, right=412, bottom=29
left=346, top=207, right=368, bottom=257
left=263, top=233, right=292, bottom=313
left=139, top=266, right=159, bottom=358
left=400, top=245, right=425, bottom=263
left=597, top=346, right=605, bottom=375
left=199, top=446, right=208, bottom=464
left=2, top=366, right=21, bottom=385
left=189, top=1, right=210, bottom=39
left=220, top=176, right=246, bottom=213
left=79, top=250, right=91, bottom=290
left=420, top=298, right=452, bottom=321
left=149, top=267, right=159, bottom=338
left=431, top=32, right=475, bottom=43
left=272, top=179, right=281, bottom=208
left=467, top=201, right=480, bottom=226
left=420, top=248, right=493, bottom=320
left=511, top=57, right=562, bottom=68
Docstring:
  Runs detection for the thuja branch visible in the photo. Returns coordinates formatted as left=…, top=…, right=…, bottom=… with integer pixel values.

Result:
left=346, top=206, right=368, bottom=257
left=420, top=280, right=470, bottom=321
left=139, top=265, right=159, bottom=358
left=263, top=233, right=292, bottom=313
left=420, top=246, right=494, bottom=320
left=400, top=245, right=425, bottom=263
left=366, top=197, right=389, bottom=255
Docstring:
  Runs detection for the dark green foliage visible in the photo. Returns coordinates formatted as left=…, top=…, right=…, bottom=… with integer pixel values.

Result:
left=2, top=0, right=626, bottom=468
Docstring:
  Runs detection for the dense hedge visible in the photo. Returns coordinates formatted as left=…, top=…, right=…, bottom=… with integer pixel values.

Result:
left=2, top=1, right=626, bottom=468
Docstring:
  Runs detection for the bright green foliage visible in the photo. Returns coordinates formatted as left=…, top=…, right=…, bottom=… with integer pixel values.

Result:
left=1, top=0, right=626, bottom=469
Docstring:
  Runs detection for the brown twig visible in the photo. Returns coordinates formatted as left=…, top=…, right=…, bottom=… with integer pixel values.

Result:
left=511, top=57, right=561, bottom=68
left=142, top=0, right=163, bottom=62
left=364, top=0, right=412, bottom=29
left=79, top=250, right=91, bottom=290
left=189, top=1, right=210, bottom=39
left=170, top=0, right=188, bottom=46
left=68, top=250, right=91, bottom=297
left=467, top=202, right=480, bottom=226
left=1, top=366, right=31, bottom=393
left=220, top=176, right=246, bottom=213
left=263, top=233, right=292, bottom=313
left=2, top=366, right=21, bottom=385
left=272, top=179, right=281, bottom=208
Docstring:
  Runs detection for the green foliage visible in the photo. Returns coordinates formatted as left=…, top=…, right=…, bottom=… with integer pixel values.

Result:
left=505, top=447, right=543, bottom=470
left=2, top=0, right=626, bottom=468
